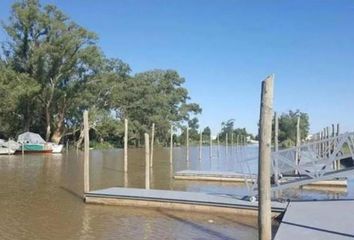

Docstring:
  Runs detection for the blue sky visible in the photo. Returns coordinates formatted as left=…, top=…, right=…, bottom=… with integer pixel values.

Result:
left=1, top=0, right=354, bottom=135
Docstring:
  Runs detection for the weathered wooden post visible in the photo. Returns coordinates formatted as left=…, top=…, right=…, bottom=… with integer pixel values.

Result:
left=150, top=123, right=155, bottom=168
left=170, top=125, right=173, bottom=165
left=225, top=133, right=228, bottom=157
left=145, top=133, right=150, bottom=189
left=209, top=131, right=212, bottom=159
left=336, top=123, right=340, bottom=170
left=199, top=131, right=202, bottom=161
left=231, top=133, right=234, bottom=156
left=83, top=110, right=90, bottom=194
left=295, top=116, right=300, bottom=174
left=274, top=112, right=279, bottom=185
left=66, top=140, right=69, bottom=153
left=22, top=142, right=24, bottom=156
left=217, top=134, right=220, bottom=159
left=124, top=119, right=128, bottom=173
left=186, top=127, right=189, bottom=162
left=258, top=75, right=274, bottom=240
left=7, top=138, right=10, bottom=155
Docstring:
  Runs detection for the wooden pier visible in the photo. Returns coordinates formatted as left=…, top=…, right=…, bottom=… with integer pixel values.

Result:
left=275, top=200, right=354, bottom=240
left=84, top=187, right=286, bottom=217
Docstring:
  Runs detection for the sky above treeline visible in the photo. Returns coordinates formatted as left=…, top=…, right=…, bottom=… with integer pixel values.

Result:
left=1, top=0, right=354, bottom=135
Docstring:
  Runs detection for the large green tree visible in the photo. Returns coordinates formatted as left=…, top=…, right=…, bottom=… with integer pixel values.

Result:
left=2, top=0, right=101, bottom=143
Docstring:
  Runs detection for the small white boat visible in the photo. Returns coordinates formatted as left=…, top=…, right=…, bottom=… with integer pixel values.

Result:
left=48, top=143, right=64, bottom=153
left=0, top=139, right=17, bottom=155
left=0, top=147, right=15, bottom=155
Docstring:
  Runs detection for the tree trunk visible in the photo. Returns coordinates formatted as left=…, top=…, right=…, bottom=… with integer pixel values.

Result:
left=50, top=110, right=65, bottom=144
left=45, top=105, right=51, bottom=141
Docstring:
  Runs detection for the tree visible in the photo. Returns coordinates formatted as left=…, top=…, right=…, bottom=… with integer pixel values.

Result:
left=274, top=110, right=310, bottom=148
left=2, top=0, right=102, bottom=143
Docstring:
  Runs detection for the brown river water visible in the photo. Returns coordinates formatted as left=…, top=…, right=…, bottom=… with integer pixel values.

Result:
left=0, top=146, right=353, bottom=240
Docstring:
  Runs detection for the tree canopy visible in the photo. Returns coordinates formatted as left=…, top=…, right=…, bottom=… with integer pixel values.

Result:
left=0, top=0, right=201, bottom=147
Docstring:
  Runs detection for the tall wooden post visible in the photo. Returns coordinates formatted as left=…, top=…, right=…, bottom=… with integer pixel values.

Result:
left=150, top=123, right=155, bottom=168
left=186, top=127, right=189, bottom=162
left=22, top=142, right=24, bottom=156
left=209, top=132, right=213, bottom=159
left=170, top=125, right=173, bottom=165
left=217, top=134, right=220, bottom=159
left=336, top=123, right=340, bottom=136
left=225, top=133, right=228, bottom=157
left=295, top=116, right=300, bottom=174
left=144, top=133, right=150, bottom=190
left=199, top=131, right=202, bottom=161
left=336, top=124, right=340, bottom=170
left=258, top=75, right=274, bottom=240
left=124, top=119, right=128, bottom=173
left=83, top=110, right=90, bottom=194
left=231, top=133, right=234, bottom=156
left=274, top=112, right=279, bottom=185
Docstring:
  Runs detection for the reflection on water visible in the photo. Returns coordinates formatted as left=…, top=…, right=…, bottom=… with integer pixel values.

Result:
left=0, top=145, right=352, bottom=239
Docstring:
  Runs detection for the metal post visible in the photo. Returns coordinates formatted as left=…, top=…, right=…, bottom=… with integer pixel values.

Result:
left=124, top=119, right=128, bottom=173
left=145, top=133, right=150, bottom=189
left=217, top=134, right=220, bottom=159
left=258, top=75, right=274, bottom=240
left=150, top=123, right=155, bottom=168
left=83, top=110, right=90, bottom=194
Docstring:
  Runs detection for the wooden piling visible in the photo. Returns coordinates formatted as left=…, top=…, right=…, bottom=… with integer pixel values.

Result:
left=225, top=133, right=228, bottom=156
left=209, top=132, right=213, bottom=159
left=170, top=125, right=173, bottom=165
left=150, top=123, right=155, bottom=168
left=22, top=142, right=24, bottom=156
left=258, top=75, right=274, bottom=240
left=199, top=131, right=202, bottom=161
left=124, top=119, right=128, bottom=173
left=145, top=133, right=150, bottom=190
left=295, top=116, right=300, bottom=174
left=186, top=127, right=189, bottom=162
left=274, top=112, right=279, bottom=185
left=217, top=134, right=220, bottom=158
left=83, top=110, right=90, bottom=194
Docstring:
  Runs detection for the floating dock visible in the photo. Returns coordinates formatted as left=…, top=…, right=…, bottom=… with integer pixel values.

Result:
left=174, top=170, right=255, bottom=182
left=85, top=187, right=286, bottom=216
left=274, top=200, right=354, bottom=240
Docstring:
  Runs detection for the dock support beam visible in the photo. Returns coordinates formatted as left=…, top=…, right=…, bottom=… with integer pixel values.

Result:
left=83, top=110, right=90, bottom=194
left=258, top=75, right=274, bottom=240
left=145, top=133, right=150, bottom=189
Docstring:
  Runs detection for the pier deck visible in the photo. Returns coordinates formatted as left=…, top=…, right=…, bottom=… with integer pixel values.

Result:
left=174, top=170, right=255, bottom=182
left=85, top=187, right=286, bottom=216
left=274, top=200, right=354, bottom=240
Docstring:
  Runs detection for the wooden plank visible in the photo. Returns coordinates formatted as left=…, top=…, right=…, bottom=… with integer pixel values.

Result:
left=275, top=200, right=354, bottom=240
left=174, top=170, right=255, bottom=182
left=83, top=110, right=90, bottom=193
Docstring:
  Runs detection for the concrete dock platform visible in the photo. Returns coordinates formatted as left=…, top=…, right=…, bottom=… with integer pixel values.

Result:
left=274, top=200, right=354, bottom=240
left=85, top=187, right=286, bottom=216
left=174, top=170, right=256, bottom=182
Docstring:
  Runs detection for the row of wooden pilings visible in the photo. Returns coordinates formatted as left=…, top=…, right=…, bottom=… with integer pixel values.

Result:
left=82, top=75, right=275, bottom=240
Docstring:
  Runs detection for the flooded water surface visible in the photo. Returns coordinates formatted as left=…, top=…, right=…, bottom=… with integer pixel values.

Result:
left=0, top=146, right=353, bottom=239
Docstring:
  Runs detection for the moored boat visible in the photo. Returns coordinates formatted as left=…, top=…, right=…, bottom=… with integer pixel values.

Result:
left=16, top=132, right=54, bottom=154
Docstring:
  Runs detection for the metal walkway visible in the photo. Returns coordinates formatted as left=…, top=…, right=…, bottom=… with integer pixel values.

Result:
left=275, top=200, right=354, bottom=240
left=267, top=132, right=354, bottom=192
